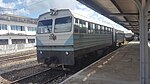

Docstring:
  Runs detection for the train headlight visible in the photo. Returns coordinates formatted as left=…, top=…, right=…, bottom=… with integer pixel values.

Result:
left=65, top=52, right=69, bottom=55
left=40, top=51, right=42, bottom=54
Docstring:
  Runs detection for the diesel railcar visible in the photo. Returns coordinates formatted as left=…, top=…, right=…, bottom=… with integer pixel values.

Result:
left=36, top=9, right=124, bottom=67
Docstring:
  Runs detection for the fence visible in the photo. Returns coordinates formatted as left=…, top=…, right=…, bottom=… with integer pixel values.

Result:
left=0, top=43, right=36, bottom=55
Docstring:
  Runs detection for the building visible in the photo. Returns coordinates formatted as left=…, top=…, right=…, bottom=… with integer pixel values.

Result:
left=0, top=14, right=37, bottom=45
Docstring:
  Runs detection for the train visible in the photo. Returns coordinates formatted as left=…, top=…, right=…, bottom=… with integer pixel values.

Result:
left=36, top=9, right=124, bottom=67
left=125, top=33, right=134, bottom=41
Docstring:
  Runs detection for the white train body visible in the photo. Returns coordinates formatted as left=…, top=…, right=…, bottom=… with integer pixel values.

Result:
left=36, top=9, right=124, bottom=66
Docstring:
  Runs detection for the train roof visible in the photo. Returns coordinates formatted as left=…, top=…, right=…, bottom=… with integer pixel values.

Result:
left=70, top=10, right=111, bottom=28
left=39, top=9, right=120, bottom=29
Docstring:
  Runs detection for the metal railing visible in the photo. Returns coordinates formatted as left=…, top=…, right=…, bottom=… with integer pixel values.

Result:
left=0, top=43, right=36, bottom=55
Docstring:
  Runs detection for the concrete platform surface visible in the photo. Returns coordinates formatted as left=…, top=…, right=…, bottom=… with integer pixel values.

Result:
left=61, top=41, right=150, bottom=84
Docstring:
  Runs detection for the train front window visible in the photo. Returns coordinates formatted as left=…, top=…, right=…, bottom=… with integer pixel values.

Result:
left=37, top=19, right=52, bottom=34
left=54, top=16, right=72, bottom=33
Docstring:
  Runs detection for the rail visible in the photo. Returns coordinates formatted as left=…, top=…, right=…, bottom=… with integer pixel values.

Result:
left=10, top=68, right=51, bottom=84
left=10, top=68, right=66, bottom=84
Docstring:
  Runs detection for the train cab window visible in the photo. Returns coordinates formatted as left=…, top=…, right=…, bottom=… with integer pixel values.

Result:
left=37, top=19, right=52, bottom=34
left=55, top=16, right=72, bottom=33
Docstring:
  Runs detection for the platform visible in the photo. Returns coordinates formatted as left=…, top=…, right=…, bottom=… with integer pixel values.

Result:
left=61, top=41, right=150, bottom=84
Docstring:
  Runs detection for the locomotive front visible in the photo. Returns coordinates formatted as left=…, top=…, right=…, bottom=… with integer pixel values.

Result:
left=36, top=9, right=75, bottom=66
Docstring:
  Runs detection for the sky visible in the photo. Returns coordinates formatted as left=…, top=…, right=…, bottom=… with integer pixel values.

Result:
left=0, top=0, right=132, bottom=33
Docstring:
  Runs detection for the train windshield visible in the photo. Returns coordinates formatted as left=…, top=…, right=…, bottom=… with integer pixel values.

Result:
left=37, top=19, right=52, bottom=34
left=54, top=16, right=72, bottom=33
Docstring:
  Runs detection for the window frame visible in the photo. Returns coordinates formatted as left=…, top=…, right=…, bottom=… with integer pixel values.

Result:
left=37, top=19, right=53, bottom=34
left=0, top=24, right=7, bottom=30
left=54, top=16, right=72, bottom=33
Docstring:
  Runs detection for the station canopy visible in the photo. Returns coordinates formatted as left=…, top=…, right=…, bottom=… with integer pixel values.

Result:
left=77, top=0, right=150, bottom=34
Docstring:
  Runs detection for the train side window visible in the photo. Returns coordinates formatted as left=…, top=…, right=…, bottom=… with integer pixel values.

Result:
left=105, top=27, right=107, bottom=34
left=104, top=26, right=106, bottom=34
left=92, top=23, right=95, bottom=34
left=107, top=27, right=109, bottom=34
left=88, top=22, right=92, bottom=34
left=109, top=28, right=112, bottom=34
left=100, top=25, right=103, bottom=34
left=98, top=25, right=101, bottom=34
left=85, top=22, right=88, bottom=33
left=106, top=27, right=109, bottom=34
left=74, top=18, right=79, bottom=33
left=79, top=19, right=86, bottom=33
left=109, top=28, right=111, bottom=33
left=95, top=24, right=99, bottom=34
left=75, top=18, right=78, bottom=24
left=79, top=19, right=82, bottom=33
left=103, top=26, right=106, bottom=34
left=110, top=28, right=112, bottom=33
left=88, top=22, right=90, bottom=34
left=82, top=20, right=86, bottom=33
left=148, top=23, right=150, bottom=31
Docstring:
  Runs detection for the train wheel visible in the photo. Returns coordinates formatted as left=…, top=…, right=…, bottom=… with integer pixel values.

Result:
left=44, top=57, right=59, bottom=67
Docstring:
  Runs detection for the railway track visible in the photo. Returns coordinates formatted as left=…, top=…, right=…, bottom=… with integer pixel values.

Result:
left=10, top=68, right=67, bottom=84
left=0, top=50, right=36, bottom=58
left=0, top=53, right=36, bottom=64
left=1, top=46, right=120, bottom=84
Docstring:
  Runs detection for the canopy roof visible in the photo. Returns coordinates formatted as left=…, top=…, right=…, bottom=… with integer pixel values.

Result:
left=77, top=0, right=150, bottom=34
